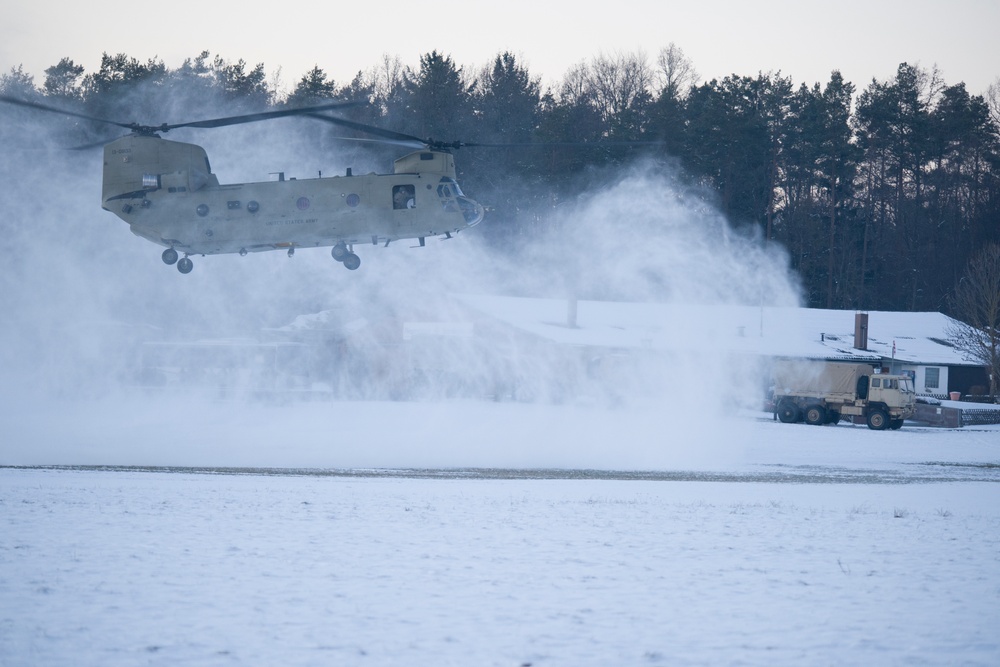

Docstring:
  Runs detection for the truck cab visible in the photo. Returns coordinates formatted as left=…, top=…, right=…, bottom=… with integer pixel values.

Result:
left=772, top=360, right=916, bottom=430
left=864, top=374, right=916, bottom=428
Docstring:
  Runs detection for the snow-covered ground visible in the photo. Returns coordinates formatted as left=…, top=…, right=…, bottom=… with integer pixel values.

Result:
left=4, top=100, right=998, bottom=665
left=2, top=403, right=998, bottom=666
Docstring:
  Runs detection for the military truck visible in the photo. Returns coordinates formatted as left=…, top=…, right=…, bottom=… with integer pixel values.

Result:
left=771, top=360, right=916, bottom=430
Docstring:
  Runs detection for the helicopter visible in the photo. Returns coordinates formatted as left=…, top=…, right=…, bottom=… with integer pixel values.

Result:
left=0, top=95, right=485, bottom=273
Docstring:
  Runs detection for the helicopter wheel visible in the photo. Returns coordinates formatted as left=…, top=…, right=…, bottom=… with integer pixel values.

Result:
left=177, top=257, right=194, bottom=274
left=342, top=253, right=361, bottom=271
left=331, top=242, right=349, bottom=262
left=162, top=248, right=179, bottom=265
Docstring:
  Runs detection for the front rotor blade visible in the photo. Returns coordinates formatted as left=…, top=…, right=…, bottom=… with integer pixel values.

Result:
left=321, top=135, right=428, bottom=150
left=303, top=113, right=427, bottom=146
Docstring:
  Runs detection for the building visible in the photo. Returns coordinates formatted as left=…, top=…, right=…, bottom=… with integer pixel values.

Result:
left=131, top=294, right=991, bottom=403
left=452, top=295, right=990, bottom=399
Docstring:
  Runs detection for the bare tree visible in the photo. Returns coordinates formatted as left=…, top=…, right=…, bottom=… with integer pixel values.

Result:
left=986, top=75, right=1000, bottom=128
left=367, top=54, right=408, bottom=120
left=586, top=51, right=654, bottom=138
left=916, top=63, right=947, bottom=107
left=557, top=61, right=591, bottom=106
left=948, top=243, right=1000, bottom=400
left=655, top=43, right=698, bottom=100
left=267, top=66, right=285, bottom=103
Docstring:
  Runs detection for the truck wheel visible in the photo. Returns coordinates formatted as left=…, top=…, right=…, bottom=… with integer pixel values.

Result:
left=805, top=405, right=827, bottom=425
left=867, top=409, right=889, bottom=430
left=889, top=419, right=904, bottom=430
left=776, top=400, right=800, bottom=424
left=826, top=410, right=841, bottom=424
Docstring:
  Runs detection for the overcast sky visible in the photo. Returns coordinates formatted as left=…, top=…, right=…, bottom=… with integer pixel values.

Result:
left=3, top=0, right=998, bottom=98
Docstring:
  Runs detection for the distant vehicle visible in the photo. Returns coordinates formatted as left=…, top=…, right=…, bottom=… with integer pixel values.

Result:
left=771, top=360, right=916, bottom=430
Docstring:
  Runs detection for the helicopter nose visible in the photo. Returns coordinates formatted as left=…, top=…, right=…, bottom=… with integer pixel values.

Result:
left=457, top=196, right=484, bottom=227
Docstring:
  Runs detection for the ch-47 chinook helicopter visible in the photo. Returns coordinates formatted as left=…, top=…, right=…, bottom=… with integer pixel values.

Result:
left=0, top=95, right=485, bottom=273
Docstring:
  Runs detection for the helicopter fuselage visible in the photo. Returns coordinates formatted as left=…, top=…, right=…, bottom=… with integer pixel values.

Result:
left=101, top=135, right=484, bottom=270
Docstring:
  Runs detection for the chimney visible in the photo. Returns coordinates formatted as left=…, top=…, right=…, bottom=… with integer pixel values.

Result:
left=854, top=312, right=869, bottom=350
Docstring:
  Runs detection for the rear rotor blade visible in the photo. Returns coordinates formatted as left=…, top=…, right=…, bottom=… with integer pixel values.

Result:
left=1, top=95, right=365, bottom=135
left=166, top=101, right=365, bottom=131
left=0, top=94, right=136, bottom=131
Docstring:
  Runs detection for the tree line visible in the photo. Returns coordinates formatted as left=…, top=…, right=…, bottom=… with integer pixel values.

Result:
left=2, top=48, right=999, bottom=316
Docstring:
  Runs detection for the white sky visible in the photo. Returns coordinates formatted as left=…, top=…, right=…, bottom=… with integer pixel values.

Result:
left=3, top=0, right=998, bottom=98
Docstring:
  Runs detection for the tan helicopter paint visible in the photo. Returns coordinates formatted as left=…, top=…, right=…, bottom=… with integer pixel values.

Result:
left=101, top=134, right=483, bottom=263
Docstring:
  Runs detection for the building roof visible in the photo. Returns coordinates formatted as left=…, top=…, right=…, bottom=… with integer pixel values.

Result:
left=455, top=294, right=976, bottom=367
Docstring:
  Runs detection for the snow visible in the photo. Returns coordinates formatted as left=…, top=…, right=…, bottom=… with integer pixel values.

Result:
left=455, top=294, right=971, bottom=365
left=2, top=406, right=999, bottom=666
left=1, top=117, right=996, bottom=666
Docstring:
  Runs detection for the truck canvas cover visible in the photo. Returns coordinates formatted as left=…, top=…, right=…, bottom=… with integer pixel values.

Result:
left=773, top=361, right=871, bottom=398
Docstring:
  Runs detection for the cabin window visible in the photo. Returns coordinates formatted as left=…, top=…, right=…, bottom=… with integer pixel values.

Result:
left=871, top=378, right=881, bottom=388
left=925, top=367, right=940, bottom=389
left=392, top=185, right=415, bottom=210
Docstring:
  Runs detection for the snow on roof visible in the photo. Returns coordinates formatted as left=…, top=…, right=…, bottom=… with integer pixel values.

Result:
left=455, top=294, right=975, bottom=366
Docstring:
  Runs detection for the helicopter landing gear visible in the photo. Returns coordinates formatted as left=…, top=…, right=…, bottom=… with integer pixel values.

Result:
left=331, top=242, right=349, bottom=262
left=163, top=247, right=191, bottom=273
left=332, top=242, right=361, bottom=270
left=342, top=253, right=361, bottom=270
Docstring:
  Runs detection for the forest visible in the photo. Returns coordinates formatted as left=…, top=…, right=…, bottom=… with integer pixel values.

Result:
left=2, top=47, right=999, bottom=315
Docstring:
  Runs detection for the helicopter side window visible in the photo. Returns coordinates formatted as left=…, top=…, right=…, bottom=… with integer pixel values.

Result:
left=392, top=184, right=415, bottom=210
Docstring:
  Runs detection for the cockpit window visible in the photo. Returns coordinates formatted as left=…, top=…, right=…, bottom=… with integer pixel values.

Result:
left=438, top=176, right=465, bottom=197
left=435, top=176, right=482, bottom=225
left=392, top=184, right=415, bottom=209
